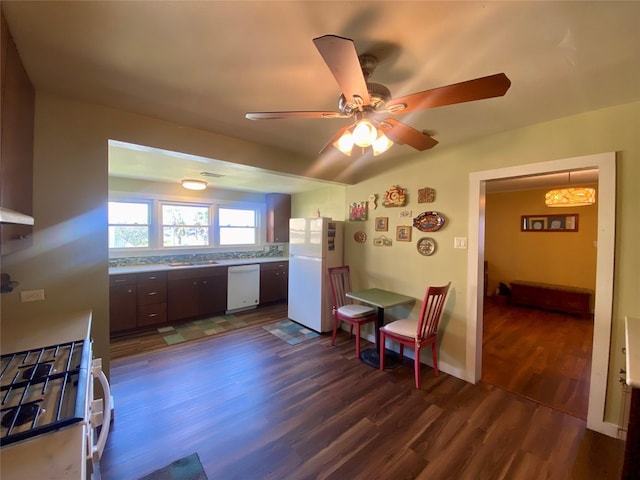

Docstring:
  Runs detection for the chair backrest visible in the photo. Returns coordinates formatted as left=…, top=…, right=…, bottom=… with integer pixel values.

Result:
left=416, top=282, right=451, bottom=342
left=327, top=266, right=354, bottom=310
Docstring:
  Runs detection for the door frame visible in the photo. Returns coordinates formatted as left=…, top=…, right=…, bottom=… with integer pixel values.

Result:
left=466, top=151, right=616, bottom=436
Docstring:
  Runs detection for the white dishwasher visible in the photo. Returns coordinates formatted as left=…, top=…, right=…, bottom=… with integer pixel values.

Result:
left=227, top=264, right=260, bottom=313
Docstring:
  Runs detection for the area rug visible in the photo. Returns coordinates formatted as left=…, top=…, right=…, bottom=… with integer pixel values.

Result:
left=139, top=452, right=208, bottom=480
left=262, top=318, right=320, bottom=345
left=158, top=314, right=246, bottom=346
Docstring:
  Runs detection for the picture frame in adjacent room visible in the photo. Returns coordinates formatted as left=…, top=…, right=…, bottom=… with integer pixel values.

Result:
left=521, top=214, right=578, bottom=232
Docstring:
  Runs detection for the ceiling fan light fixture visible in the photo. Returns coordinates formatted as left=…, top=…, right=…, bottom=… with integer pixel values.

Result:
left=334, top=130, right=354, bottom=156
left=181, top=179, right=207, bottom=191
left=372, top=131, right=393, bottom=156
left=352, top=119, right=378, bottom=147
left=545, top=187, right=596, bottom=207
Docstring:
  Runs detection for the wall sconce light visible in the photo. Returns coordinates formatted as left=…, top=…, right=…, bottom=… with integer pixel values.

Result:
left=181, top=179, right=207, bottom=191
left=545, top=172, right=595, bottom=207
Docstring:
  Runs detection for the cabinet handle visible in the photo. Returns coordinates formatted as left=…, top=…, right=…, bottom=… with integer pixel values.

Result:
left=148, top=313, right=158, bottom=317
left=193, top=281, right=198, bottom=285
left=114, top=279, right=127, bottom=284
left=128, top=289, right=133, bottom=294
left=202, top=280, right=207, bottom=284
left=147, top=291, right=158, bottom=296
left=148, top=276, right=157, bottom=280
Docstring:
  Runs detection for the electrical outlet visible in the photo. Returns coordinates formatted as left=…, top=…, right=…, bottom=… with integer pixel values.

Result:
left=20, top=289, right=45, bottom=302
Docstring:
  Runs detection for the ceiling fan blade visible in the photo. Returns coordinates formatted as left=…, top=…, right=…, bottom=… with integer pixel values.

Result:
left=385, top=73, right=511, bottom=115
left=319, top=124, right=353, bottom=155
left=313, top=35, right=371, bottom=107
left=246, top=111, right=348, bottom=120
left=377, top=118, right=438, bottom=151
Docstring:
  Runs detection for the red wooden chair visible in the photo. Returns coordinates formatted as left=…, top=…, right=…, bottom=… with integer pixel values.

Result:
left=327, top=266, right=377, bottom=359
left=379, top=282, right=451, bottom=388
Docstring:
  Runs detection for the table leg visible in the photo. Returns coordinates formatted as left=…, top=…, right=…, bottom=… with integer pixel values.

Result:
left=360, top=307, right=401, bottom=369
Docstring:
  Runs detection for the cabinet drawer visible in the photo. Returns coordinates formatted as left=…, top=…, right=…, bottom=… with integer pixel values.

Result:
left=138, top=303, right=167, bottom=327
left=260, top=262, right=288, bottom=272
left=137, top=283, right=167, bottom=306
left=136, top=271, right=167, bottom=285
left=110, top=273, right=136, bottom=287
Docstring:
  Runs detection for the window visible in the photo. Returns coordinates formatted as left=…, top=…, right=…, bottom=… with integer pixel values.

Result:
left=108, top=201, right=150, bottom=248
left=109, top=197, right=261, bottom=250
left=219, top=207, right=256, bottom=245
left=162, top=203, right=210, bottom=247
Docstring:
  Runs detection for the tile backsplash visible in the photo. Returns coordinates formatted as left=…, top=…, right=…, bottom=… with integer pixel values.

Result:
left=109, top=245, right=286, bottom=268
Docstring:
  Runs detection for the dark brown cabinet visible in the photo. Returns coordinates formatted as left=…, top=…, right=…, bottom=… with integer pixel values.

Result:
left=1, top=12, right=35, bottom=255
left=266, top=193, right=291, bottom=243
left=109, top=272, right=168, bottom=334
left=136, top=272, right=168, bottom=327
left=260, top=261, right=288, bottom=304
left=167, top=266, right=228, bottom=322
left=109, top=274, right=138, bottom=334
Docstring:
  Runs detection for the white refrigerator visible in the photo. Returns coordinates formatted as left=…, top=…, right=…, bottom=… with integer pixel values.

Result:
left=288, top=217, right=344, bottom=333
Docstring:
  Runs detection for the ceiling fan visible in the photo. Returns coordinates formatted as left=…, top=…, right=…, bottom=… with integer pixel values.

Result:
left=246, top=34, right=511, bottom=156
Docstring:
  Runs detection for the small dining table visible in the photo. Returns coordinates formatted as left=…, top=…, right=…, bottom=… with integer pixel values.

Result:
left=346, top=287, right=414, bottom=369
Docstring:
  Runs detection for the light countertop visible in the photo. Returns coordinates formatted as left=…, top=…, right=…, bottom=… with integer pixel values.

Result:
left=625, top=316, right=640, bottom=388
left=109, top=256, right=289, bottom=275
left=1, top=309, right=92, bottom=353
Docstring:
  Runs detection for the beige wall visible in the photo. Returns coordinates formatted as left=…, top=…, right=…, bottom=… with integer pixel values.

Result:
left=1, top=90, right=638, bottom=428
left=485, top=187, right=598, bottom=296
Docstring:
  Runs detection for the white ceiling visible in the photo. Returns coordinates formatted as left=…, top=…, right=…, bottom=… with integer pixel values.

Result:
left=3, top=1, right=638, bottom=193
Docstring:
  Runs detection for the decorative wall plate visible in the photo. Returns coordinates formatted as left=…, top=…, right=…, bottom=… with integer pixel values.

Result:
left=354, top=231, right=367, bottom=243
left=417, top=237, right=436, bottom=256
left=413, top=211, right=445, bottom=232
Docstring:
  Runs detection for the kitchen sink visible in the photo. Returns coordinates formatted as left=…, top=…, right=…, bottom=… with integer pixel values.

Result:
left=167, top=260, right=218, bottom=267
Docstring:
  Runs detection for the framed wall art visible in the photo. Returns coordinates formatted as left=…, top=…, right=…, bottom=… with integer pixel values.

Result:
left=396, top=226, right=412, bottom=242
left=375, top=217, right=388, bottom=231
left=521, top=214, right=578, bottom=232
left=373, top=235, right=392, bottom=246
left=349, top=201, right=367, bottom=221
left=383, top=185, right=406, bottom=207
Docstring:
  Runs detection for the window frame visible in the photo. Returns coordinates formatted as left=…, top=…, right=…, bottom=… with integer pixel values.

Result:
left=108, top=199, right=152, bottom=249
left=108, top=191, right=265, bottom=255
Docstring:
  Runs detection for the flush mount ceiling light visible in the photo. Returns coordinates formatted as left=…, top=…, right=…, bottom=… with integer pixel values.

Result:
left=545, top=172, right=596, bottom=207
left=181, top=179, right=207, bottom=191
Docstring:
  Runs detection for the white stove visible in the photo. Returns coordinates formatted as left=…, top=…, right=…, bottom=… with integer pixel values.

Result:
left=0, top=310, right=110, bottom=480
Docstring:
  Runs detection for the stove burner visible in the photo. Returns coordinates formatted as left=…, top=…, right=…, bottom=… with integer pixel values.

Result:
left=1, top=404, right=39, bottom=428
left=21, top=363, right=52, bottom=381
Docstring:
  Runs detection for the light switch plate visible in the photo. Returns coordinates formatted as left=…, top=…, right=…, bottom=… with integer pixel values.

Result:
left=21, top=289, right=45, bottom=302
left=454, top=237, right=468, bottom=249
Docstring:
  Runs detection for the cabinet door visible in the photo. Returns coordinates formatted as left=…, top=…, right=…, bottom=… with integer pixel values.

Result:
left=109, top=283, right=137, bottom=334
left=138, top=303, right=168, bottom=327
left=167, top=277, right=200, bottom=321
left=0, top=14, right=35, bottom=255
left=199, top=267, right=228, bottom=316
left=260, top=268, right=280, bottom=304
left=260, top=262, right=288, bottom=304
left=266, top=193, right=291, bottom=243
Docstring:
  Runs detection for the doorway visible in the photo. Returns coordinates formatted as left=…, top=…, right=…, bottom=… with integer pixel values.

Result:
left=466, top=152, right=617, bottom=437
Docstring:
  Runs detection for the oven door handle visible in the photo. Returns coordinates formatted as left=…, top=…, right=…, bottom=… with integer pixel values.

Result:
left=92, top=358, right=112, bottom=462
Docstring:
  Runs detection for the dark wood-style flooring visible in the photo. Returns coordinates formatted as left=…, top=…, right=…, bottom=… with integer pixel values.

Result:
left=482, top=296, right=593, bottom=419
left=103, top=302, right=624, bottom=479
